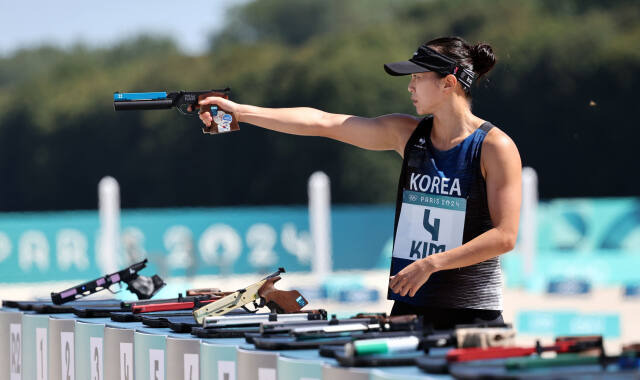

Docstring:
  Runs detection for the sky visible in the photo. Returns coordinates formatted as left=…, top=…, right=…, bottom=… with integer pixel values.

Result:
left=0, top=0, right=250, bottom=57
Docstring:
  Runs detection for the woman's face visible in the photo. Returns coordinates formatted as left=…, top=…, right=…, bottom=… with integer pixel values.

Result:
left=408, top=71, right=444, bottom=115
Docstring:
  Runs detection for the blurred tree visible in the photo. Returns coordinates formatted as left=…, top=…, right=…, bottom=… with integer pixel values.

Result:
left=0, top=0, right=638, bottom=211
left=209, top=0, right=398, bottom=48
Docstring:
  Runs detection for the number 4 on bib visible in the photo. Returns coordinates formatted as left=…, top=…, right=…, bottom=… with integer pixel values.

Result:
left=393, top=190, right=466, bottom=260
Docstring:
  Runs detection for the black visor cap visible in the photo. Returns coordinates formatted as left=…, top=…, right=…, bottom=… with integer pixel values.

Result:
left=384, top=45, right=457, bottom=76
left=384, top=60, right=432, bottom=76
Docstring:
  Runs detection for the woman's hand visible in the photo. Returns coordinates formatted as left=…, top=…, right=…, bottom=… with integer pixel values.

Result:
left=389, top=258, right=437, bottom=297
left=189, top=93, right=242, bottom=127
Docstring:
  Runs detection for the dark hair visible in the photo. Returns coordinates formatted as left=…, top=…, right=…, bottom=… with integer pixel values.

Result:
left=426, top=36, right=496, bottom=95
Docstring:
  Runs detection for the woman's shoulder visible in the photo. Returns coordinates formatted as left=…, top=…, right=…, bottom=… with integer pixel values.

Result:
left=480, top=122, right=520, bottom=165
left=378, top=114, right=424, bottom=155
left=482, top=122, right=516, bottom=150
left=379, top=113, right=425, bottom=137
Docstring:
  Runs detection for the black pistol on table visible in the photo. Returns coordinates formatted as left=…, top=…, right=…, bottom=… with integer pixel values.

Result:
left=113, top=88, right=240, bottom=134
left=51, top=258, right=165, bottom=304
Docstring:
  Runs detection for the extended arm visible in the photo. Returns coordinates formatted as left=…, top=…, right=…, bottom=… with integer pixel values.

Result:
left=389, top=128, right=522, bottom=297
left=196, top=96, right=418, bottom=155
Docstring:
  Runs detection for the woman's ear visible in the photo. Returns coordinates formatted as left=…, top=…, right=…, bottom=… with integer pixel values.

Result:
left=442, top=74, right=458, bottom=90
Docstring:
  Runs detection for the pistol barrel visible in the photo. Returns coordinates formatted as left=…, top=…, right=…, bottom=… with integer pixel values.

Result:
left=114, top=99, right=174, bottom=111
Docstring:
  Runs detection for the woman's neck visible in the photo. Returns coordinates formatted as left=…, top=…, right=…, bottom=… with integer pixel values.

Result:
left=431, top=98, right=483, bottom=150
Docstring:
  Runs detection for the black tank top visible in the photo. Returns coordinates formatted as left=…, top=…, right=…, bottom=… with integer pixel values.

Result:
left=388, top=116, right=503, bottom=310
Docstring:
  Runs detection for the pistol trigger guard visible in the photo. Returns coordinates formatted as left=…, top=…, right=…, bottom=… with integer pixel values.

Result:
left=107, top=282, right=123, bottom=294
left=177, top=103, right=199, bottom=116
left=241, top=304, right=259, bottom=314
left=106, top=287, right=121, bottom=295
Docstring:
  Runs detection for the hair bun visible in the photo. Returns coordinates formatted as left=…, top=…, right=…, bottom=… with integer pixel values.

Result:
left=470, top=43, right=496, bottom=78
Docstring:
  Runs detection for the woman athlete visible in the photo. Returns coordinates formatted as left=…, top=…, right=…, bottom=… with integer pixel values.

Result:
left=195, top=36, right=521, bottom=329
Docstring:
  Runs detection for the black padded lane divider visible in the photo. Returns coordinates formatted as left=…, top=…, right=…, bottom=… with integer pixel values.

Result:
left=252, top=331, right=423, bottom=350
left=3, top=299, right=122, bottom=314
left=192, top=326, right=261, bottom=338
left=334, top=350, right=424, bottom=367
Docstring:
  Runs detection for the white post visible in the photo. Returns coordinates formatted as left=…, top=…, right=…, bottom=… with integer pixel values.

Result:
left=308, top=171, right=332, bottom=280
left=520, top=167, right=538, bottom=278
left=98, top=176, right=121, bottom=274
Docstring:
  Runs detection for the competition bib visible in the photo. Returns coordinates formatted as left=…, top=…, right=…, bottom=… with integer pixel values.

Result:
left=392, top=190, right=466, bottom=260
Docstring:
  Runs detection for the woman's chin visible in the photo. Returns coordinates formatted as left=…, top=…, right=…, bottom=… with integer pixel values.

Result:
left=415, top=105, right=433, bottom=115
